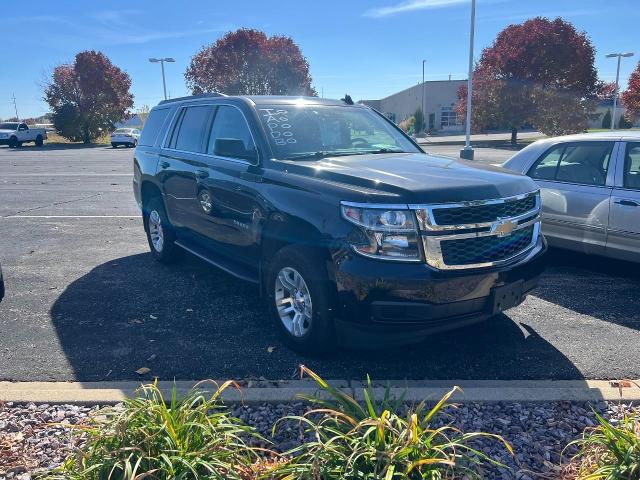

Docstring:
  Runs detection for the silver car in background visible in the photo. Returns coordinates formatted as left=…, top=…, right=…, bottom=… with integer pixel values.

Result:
left=503, top=132, right=640, bottom=263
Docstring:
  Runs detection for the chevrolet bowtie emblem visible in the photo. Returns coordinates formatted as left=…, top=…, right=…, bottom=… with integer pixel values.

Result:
left=491, top=219, right=517, bottom=237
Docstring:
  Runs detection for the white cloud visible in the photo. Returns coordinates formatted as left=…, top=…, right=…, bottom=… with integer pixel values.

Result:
left=364, top=0, right=469, bottom=18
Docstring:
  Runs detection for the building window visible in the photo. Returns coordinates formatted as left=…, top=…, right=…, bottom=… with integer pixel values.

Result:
left=440, top=104, right=462, bottom=128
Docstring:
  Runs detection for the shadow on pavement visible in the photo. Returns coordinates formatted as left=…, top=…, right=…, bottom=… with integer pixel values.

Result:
left=0, top=144, right=115, bottom=152
left=50, top=252, right=585, bottom=382
left=531, top=248, right=640, bottom=329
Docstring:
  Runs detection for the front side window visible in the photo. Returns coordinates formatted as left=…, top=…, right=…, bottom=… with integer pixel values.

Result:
left=256, top=104, right=420, bottom=160
left=207, top=105, right=256, bottom=161
left=528, top=142, right=613, bottom=186
left=19, top=124, right=28, bottom=131
left=624, top=143, right=640, bottom=190
left=172, top=105, right=212, bottom=153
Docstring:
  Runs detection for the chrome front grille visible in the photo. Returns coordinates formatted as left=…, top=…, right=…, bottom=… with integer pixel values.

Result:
left=431, top=195, right=536, bottom=226
left=410, top=190, right=541, bottom=270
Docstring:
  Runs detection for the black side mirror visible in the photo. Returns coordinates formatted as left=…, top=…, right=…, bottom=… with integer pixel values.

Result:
left=214, top=138, right=257, bottom=162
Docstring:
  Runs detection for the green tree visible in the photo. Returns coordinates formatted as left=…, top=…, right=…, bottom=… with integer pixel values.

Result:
left=601, top=109, right=612, bottom=129
left=414, top=107, right=424, bottom=135
left=618, top=113, right=633, bottom=129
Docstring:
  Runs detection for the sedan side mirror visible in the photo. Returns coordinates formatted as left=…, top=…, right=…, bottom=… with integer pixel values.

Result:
left=214, top=138, right=258, bottom=163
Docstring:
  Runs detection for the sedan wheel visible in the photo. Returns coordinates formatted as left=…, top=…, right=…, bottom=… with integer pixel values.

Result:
left=275, top=267, right=313, bottom=337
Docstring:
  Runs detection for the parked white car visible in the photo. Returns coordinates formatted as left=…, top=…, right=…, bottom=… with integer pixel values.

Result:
left=503, top=131, right=640, bottom=262
left=111, top=128, right=140, bottom=148
left=0, top=122, right=47, bottom=148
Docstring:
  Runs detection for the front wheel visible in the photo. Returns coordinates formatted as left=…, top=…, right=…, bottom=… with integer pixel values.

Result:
left=8, top=137, right=18, bottom=148
left=144, top=196, right=182, bottom=263
left=266, top=246, right=336, bottom=354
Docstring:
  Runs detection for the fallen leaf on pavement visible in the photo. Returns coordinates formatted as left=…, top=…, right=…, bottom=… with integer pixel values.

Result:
left=135, top=367, right=150, bottom=375
left=149, top=315, right=158, bottom=320
left=147, top=354, right=156, bottom=361
left=267, top=346, right=275, bottom=353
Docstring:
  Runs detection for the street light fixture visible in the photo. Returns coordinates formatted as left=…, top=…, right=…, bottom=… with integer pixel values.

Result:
left=460, top=0, right=476, bottom=160
left=605, top=52, right=634, bottom=130
left=422, top=60, right=426, bottom=135
left=149, top=57, right=175, bottom=101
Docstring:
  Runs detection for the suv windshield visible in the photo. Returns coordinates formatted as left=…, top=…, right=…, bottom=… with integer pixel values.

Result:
left=0, top=123, right=19, bottom=130
left=256, top=104, right=420, bottom=160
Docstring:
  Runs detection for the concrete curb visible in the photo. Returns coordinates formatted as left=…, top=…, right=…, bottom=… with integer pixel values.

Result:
left=1, top=379, right=639, bottom=405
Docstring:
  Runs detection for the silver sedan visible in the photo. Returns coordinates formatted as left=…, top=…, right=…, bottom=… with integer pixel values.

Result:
left=503, top=131, right=640, bottom=263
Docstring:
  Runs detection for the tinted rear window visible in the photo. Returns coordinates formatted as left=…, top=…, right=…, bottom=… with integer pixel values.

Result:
left=172, top=106, right=212, bottom=153
left=139, top=108, right=170, bottom=146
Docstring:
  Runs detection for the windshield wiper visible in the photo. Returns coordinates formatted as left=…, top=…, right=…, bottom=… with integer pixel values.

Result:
left=360, top=148, right=406, bottom=154
left=283, top=151, right=359, bottom=161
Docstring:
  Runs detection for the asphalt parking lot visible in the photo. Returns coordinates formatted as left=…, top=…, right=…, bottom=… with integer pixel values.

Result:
left=1, top=144, right=639, bottom=382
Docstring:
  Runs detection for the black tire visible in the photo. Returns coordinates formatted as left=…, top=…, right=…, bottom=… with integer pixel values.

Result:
left=111, top=143, right=118, bottom=148
left=8, top=137, right=17, bottom=148
left=35, top=135, right=43, bottom=147
left=143, top=196, right=183, bottom=264
left=266, top=245, right=336, bottom=354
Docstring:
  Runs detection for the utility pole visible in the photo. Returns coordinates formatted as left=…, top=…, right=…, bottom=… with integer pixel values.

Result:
left=606, top=52, right=634, bottom=130
left=11, top=93, right=19, bottom=120
left=422, top=60, right=426, bottom=134
left=460, top=0, right=476, bottom=160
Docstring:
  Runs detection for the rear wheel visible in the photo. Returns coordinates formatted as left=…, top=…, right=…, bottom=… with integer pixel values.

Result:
left=35, top=135, right=43, bottom=147
left=266, top=246, right=335, bottom=354
left=144, top=196, right=182, bottom=263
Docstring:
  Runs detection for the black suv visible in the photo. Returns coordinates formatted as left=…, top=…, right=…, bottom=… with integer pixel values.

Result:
left=133, top=94, right=546, bottom=353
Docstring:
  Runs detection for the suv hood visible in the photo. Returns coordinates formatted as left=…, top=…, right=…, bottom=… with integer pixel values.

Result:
left=285, top=152, right=537, bottom=204
left=0, top=129, right=16, bottom=134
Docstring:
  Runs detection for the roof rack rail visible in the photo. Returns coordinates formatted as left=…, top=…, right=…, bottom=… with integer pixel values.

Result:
left=158, top=92, right=227, bottom=105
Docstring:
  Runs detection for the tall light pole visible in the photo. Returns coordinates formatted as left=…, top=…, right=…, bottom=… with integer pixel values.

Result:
left=149, top=57, right=175, bottom=100
left=460, top=0, right=476, bottom=160
left=422, top=60, right=426, bottom=135
left=606, top=52, right=634, bottom=130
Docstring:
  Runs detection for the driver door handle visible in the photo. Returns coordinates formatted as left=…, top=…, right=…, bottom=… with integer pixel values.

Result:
left=196, top=169, right=209, bottom=179
left=160, top=161, right=170, bottom=169
left=615, top=199, right=639, bottom=207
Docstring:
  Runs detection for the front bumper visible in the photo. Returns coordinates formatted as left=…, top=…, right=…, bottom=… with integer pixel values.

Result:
left=332, top=235, right=547, bottom=346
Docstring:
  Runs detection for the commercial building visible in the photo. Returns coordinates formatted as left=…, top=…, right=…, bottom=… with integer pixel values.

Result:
left=360, top=79, right=467, bottom=133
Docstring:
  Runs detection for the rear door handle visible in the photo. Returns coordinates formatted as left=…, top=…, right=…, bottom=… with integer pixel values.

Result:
left=615, top=199, right=640, bottom=207
left=160, top=161, right=170, bottom=169
left=196, top=169, right=209, bottom=179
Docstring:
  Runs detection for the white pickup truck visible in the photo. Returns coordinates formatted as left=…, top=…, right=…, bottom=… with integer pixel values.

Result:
left=0, top=122, right=47, bottom=148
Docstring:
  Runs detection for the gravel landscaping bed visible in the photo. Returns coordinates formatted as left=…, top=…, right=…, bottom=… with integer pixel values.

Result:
left=1, top=400, right=638, bottom=479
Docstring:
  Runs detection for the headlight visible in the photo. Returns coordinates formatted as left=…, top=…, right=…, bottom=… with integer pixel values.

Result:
left=0, top=133, right=8, bottom=139
left=341, top=202, right=422, bottom=261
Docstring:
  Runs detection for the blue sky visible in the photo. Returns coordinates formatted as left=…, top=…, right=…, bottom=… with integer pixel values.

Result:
left=2, top=0, right=639, bottom=119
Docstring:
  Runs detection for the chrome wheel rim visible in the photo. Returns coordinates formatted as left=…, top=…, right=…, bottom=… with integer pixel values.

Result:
left=275, top=267, right=312, bottom=337
left=148, top=210, right=164, bottom=252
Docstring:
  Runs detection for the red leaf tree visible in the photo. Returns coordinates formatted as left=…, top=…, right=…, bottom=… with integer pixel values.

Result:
left=44, top=51, right=133, bottom=143
left=621, top=61, right=640, bottom=121
left=185, top=28, right=316, bottom=96
left=456, top=17, right=598, bottom=144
